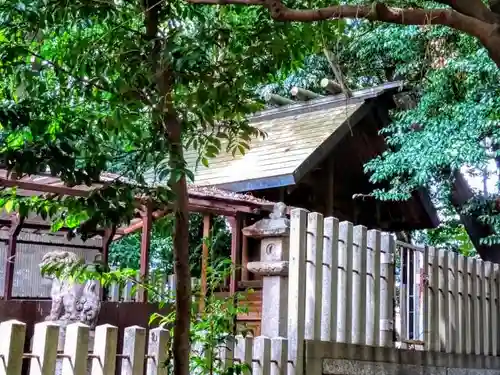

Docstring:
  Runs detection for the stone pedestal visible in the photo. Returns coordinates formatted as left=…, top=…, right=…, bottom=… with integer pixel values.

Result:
left=243, top=202, right=290, bottom=337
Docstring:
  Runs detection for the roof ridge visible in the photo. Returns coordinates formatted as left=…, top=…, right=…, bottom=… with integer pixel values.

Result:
left=252, top=81, right=405, bottom=122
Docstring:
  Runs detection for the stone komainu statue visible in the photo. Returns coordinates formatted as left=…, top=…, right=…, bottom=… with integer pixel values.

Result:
left=39, top=250, right=101, bottom=328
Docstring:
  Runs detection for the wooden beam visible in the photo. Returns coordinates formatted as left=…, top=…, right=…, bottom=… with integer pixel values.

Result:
left=188, top=197, right=261, bottom=215
left=228, top=215, right=242, bottom=295
left=0, top=218, right=106, bottom=235
left=290, top=86, right=322, bottom=101
left=0, top=177, right=90, bottom=197
left=241, top=217, right=249, bottom=282
left=320, top=78, right=342, bottom=94
left=138, top=201, right=153, bottom=303
left=199, top=214, right=211, bottom=312
left=117, top=209, right=169, bottom=236
left=263, top=92, right=295, bottom=106
left=4, top=215, right=23, bottom=300
left=116, top=198, right=262, bottom=239
left=1, top=177, right=266, bottom=216
left=0, top=239, right=101, bottom=251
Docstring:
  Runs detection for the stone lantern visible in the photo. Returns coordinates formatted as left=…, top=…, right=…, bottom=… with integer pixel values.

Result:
left=243, top=202, right=289, bottom=337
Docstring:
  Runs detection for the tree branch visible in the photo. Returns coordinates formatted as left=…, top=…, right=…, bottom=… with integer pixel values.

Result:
left=186, top=0, right=500, bottom=66
left=435, top=0, right=500, bottom=23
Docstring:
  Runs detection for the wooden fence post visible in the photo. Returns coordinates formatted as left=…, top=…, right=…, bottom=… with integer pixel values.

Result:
left=0, top=320, right=26, bottom=375
left=366, top=229, right=381, bottom=347
left=492, top=263, right=499, bottom=356
left=321, top=217, right=339, bottom=342
left=122, top=326, right=147, bottom=375
left=399, top=245, right=408, bottom=346
left=446, top=252, right=456, bottom=354
left=352, top=225, right=367, bottom=345
left=482, top=261, right=490, bottom=356
left=108, top=266, right=120, bottom=302
left=235, top=335, right=253, bottom=375
left=109, top=282, right=120, bottom=301
left=220, top=336, right=235, bottom=372
left=454, top=253, right=463, bottom=355
left=437, top=250, right=448, bottom=352
left=91, top=324, right=119, bottom=375
left=447, top=252, right=456, bottom=354
left=253, top=336, right=271, bottom=375
left=305, top=212, right=323, bottom=341
left=168, top=275, right=177, bottom=297
left=146, top=327, right=169, bottom=375
left=456, top=254, right=466, bottom=354
left=380, top=233, right=395, bottom=347
left=425, top=247, right=440, bottom=352
left=270, top=337, right=288, bottom=375
left=62, top=323, right=90, bottom=375
left=287, top=208, right=307, bottom=375
left=465, top=256, right=473, bottom=354
left=29, top=321, right=60, bottom=375
left=123, top=280, right=134, bottom=302
left=472, top=259, right=481, bottom=355
left=338, top=221, right=353, bottom=343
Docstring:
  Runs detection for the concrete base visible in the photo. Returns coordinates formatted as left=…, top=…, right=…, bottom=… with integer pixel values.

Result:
left=305, top=341, right=500, bottom=375
left=323, top=359, right=500, bottom=375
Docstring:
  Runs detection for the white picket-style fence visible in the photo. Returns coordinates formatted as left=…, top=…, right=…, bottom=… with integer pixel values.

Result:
left=4, top=207, right=500, bottom=375
left=395, top=242, right=500, bottom=356
left=0, top=320, right=286, bottom=375
left=0, top=320, right=169, bottom=375
left=107, top=273, right=182, bottom=302
left=285, top=210, right=396, bottom=347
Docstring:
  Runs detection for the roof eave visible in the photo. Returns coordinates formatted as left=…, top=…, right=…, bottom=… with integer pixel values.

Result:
left=214, top=174, right=296, bottom=193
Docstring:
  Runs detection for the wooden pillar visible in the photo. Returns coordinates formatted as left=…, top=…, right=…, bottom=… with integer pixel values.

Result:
left=200, top=214, right=211, bottom=312
left=279, top=187, right=285, bottom=202
left=138, top=203, right=153, bottom=303
left=101, top=226, right=116, bottom=301
left=241, top=217, right=249, bottom=282
left=4, top=215, right=23, bottom=300
left=228, top=214, right=242, bottom=295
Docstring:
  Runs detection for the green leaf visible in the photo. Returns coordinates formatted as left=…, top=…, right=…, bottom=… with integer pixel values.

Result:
left=4, top=200, right=14, bottom=213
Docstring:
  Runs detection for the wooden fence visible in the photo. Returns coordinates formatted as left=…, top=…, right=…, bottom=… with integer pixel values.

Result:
left=395, top=242, right=500, bottom=356
left=0, top=208, right=398, bottom=375
left=3, top=207, right=499, bottom=373
left=106, top=273, right=186, bottom=302
left=284, top=209, right=395, bottom=349
left=0, top=320, right=169, bottom=375
left=0, top=320, right=285, bottom=375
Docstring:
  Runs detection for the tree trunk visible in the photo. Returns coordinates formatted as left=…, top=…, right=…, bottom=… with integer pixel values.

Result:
left=450, top=170, right=500, bottom=262
left=166, top=116, right=192, bottom=375
left=142, top=0, right=191, bottom=374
